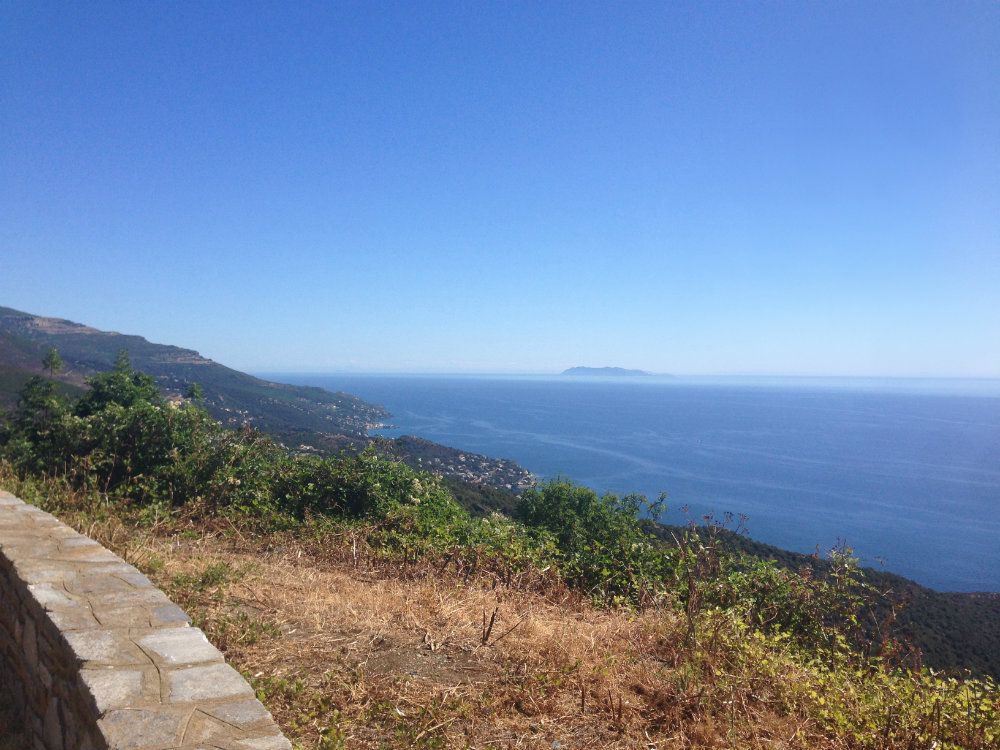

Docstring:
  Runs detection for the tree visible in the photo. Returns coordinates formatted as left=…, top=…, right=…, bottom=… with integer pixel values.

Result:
left=75, top=350, right=162, bottom=416
left=185, top=382, right=205, bottom=403
left=42, top=347, right=64, bottom=378
left=3, top=375, right=70, bottom=471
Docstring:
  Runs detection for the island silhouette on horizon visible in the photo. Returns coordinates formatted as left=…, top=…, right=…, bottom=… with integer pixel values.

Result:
left=561, top=366, right=652, bottom=377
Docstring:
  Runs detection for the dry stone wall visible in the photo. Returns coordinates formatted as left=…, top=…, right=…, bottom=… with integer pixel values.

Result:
left=0, top=490, right=291, bottom=750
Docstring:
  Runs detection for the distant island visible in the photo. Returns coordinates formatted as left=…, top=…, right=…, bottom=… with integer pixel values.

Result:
left=561, top=366, right=651, bottom=377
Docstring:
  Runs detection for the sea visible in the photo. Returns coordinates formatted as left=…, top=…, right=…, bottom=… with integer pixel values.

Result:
left=263, top=373, right=1000, bottom=593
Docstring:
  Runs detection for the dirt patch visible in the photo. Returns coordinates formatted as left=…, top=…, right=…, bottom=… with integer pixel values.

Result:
left=359, top=636, right=485, bottom=684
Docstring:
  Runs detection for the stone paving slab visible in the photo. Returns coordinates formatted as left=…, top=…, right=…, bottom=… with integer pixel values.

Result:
left=0, top=492, right=292, bottom=750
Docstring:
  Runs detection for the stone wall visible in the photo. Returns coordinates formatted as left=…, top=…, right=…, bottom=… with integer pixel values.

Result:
left=0, top=490, right=291, bottom=750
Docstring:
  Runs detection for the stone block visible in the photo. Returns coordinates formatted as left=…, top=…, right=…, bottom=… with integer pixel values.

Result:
left=23, top=615, right=38, bottom=669
left=52, top=546, right=120, bottom=563
left=167, top=663, right=254, bottom=702
left=234, top=734, right=294, bottom=750
left=43, top=695, right=64, bottom=750
left=39, top=661, right=53, bottom=690
left=98, top=707, right=188, bottom=750
left=79, top=668, right=145, bottom=713
left=180, top=710, right=240, bottom=743
left=139, top=627, right=222, bottom=665
left=48, top=607, right=101, bottom=632
left=60, top=536, right=101, bottom=549
left=66, top=573, right=137, bottom=597
left=77, top=562, right=140, bottom=576
left=114, top=569, right=154, bottom=588
left=1, top=539, right=59, bottom=558
left=89, top=588, right=170, bottom=611
left=94, top=606, right=155, bottom=629
left=15, top=563, right=77, bottom=586
left=151, top=602, right=192, bottom=627
left=207, top=699, right=274, bottom=728
left=64, top=630, right=149, bottom=666
left=26, top=583, right=76, bottom=611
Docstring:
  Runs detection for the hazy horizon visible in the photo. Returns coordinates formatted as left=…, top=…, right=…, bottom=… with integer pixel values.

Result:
left=5, top=298, right=1000, bottom=381
left=257, top=368, right=1000, bottom=386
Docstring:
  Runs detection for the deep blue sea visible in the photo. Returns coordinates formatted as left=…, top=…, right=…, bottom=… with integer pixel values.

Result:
left=264, top=374, right=1000, bottom=593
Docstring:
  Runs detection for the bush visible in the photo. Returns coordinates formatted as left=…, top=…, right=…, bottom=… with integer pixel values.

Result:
left=2, top=375, right=71, bottom=472
left=516, top=480, right=674, bottom=606
left=0, top=360, right=520, bottom=546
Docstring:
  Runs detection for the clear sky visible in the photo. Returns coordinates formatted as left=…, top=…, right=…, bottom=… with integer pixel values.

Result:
left=2, top=1, right=998, bottom=376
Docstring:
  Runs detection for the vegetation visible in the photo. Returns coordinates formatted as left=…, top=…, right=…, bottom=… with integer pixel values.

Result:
left=0, top=305, right=528, bottom=494
left=0, top=305, right=386, bottom=437
left=643, top=521, right=1000, bottom=680
left=1, top=358, right=999, bottom=749
left=41, top=347, right=63, bottom=378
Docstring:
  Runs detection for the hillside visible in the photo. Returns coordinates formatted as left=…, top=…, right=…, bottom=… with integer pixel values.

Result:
left=0, top=306, right=386, bottom=437
left=642, top=522, right=1000, bottom=680
left=2, top=305, right=998, bottom=682
left=0, top=305, right=531, bottom=494
left=2, top=459, right=997, bottom=749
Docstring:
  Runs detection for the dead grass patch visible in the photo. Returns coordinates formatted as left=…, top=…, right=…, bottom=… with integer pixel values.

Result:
left=66, top=515, right=846, bottom=750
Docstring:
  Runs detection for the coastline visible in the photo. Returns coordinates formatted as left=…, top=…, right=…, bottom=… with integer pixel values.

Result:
left=264, top=372, right=1000, bottom=595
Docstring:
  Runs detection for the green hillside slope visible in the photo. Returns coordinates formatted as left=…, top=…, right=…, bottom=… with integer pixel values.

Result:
left=642, top=522, right=1000, bottom=680
left=0, top=305, right=529, bottom=493
left=0, top=306, right=386, bottom=437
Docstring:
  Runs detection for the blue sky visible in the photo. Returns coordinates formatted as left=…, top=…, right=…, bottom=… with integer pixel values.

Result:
left=2, top=1, right=998, bottom=376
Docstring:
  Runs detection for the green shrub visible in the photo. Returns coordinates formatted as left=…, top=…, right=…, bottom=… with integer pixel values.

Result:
left=2, top=375, right=71, bottom=472
left=719, top=545, right=870, bottom=651
left=516, top=480, right=674, bottom=606
left=273, top=447, right=437, bottom=519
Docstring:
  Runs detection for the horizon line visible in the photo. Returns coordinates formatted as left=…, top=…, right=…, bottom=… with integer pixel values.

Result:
left=251, top=369, right=1000, bottom=381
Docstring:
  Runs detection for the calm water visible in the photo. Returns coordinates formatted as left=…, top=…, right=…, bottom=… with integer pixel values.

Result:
left=266, top=374, right=1000, bottom=592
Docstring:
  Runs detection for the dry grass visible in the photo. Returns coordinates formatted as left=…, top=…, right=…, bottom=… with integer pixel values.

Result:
left=74, top=514, right=845, bottom=750
left=4, top=465, right=997, bottom=749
